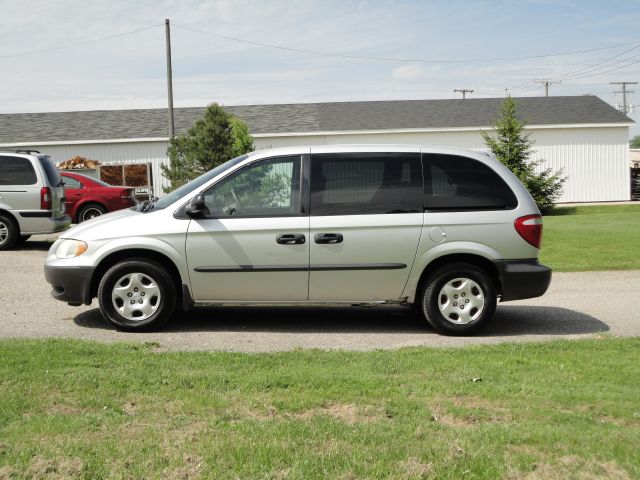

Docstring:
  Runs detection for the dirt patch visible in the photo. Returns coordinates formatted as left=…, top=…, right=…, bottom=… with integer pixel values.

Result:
left=44, top=404, right=84, bottom=416
left=430, top=412, right=476, bottom=428
left=400, top=457, right=433, bottom=479
left=122, top=402, right=138, bottom=415
left=294, top=403, right=384, bottom=425
left=506, top=444, right=545, bottom=457
left=0, top=466, right=17, bottom=480
left=242, top=403, right=385, bottom=425
left=24, top=455, right=84, bottom=479
left=268, top=468, right=290, bottom=480
left=428, top=395, right=512, bottom=427
left=164, top=454, right=203, bottom=480
left=503, top=455, right=632, bottom=480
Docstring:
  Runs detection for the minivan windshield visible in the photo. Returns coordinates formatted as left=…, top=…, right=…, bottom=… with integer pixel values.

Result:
left=148, top=154, right=248, bottom=211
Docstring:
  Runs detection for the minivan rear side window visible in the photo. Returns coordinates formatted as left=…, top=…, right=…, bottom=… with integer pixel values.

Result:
left=0, top=156, right=37, bottom=185
left=37, top=156, right=62, bottom=187
left=423, top=154, right=518, bottom=211
left=311, top=153, right=423, bottom=215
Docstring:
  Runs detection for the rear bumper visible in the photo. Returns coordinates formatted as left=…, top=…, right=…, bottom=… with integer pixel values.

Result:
left=495, top=260, right=552, bottom=302
left=44, top=264, right=94, bottom=306
left=19, top=213, right=71, bottom=235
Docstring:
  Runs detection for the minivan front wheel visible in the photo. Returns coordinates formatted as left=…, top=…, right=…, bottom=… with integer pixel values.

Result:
left=98, top=259, right=176, bottom=331
left=420, top=263, right=496, bottom=336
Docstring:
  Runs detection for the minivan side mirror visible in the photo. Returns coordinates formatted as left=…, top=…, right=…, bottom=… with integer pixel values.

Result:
left=186, top=193, right=210, bottom=218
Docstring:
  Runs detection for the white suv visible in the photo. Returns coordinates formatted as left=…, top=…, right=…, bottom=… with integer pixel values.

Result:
left=0, top=150, right=70, bottom=249
left=45, top=145, right=551, bottom=335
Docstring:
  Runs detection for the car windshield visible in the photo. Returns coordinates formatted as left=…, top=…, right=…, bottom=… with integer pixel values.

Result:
left=149, top=154, right=248, bottom=211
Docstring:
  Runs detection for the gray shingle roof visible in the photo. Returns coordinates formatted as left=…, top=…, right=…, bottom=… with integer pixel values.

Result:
left=0, top=96, right=632, bottom=144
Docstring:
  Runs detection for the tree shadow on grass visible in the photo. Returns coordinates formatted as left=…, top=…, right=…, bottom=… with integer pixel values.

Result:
left=74, top=304, right=608, bottom=337
left=545, top=207, right=577, bottom=216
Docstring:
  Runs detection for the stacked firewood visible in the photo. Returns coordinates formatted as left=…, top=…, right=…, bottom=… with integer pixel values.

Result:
left=58, top=156, right=101, bottom=170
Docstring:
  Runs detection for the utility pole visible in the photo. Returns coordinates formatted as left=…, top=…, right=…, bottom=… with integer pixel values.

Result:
left=454, top=89, right=474, bottom=99
left=534, top=79, right=560, bottom=97
left=610, top=81, right=637, bottom=115
left=165, top=18, right=175, bottom=139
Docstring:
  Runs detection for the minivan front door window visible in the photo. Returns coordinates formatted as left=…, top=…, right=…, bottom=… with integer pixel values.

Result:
left=203, top=156, right=301, bottom=217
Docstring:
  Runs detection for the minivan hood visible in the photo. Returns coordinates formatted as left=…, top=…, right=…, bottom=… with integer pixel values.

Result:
left=60, top=207, right=142, bottom=240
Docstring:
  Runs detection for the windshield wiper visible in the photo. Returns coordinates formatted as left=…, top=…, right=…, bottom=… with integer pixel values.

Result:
left=142, top=196, right=159, bottom=212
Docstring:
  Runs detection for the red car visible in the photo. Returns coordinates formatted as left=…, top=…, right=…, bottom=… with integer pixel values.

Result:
left=59, top=171, right=137, bottom=223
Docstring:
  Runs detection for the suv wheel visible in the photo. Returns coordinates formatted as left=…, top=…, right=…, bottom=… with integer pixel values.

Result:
left=0, top=214, right=18, bottom=250
left=79, top=203, right=106, bottom=222
left=98, top=259, right=177, bottom=331
left=419, top=263, right=496, bottom=336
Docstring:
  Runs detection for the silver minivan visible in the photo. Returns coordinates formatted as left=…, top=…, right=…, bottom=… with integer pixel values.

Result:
left=0, top=151, right=70, bottom=249
left=44, top=145, right=551, bottom=335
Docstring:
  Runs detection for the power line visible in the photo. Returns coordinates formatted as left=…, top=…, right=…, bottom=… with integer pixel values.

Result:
left=0, top=24, right=162, bottom=61
left=171, top=24, right=640, bottom=64
left=548, top=42, right=640, bottom=80
left=475, top=42, right=640, bottom=97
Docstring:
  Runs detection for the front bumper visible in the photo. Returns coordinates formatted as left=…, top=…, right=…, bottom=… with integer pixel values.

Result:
left=495, top=260, right=552, bottom=302
left=44, top=264, right=94, bottom=306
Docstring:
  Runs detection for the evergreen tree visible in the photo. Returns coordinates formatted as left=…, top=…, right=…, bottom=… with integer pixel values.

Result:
left=482, top=97, right=565, bottom=213
left=162, top=103, right=254, bottom=192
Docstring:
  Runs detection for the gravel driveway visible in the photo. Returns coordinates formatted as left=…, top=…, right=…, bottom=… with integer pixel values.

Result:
left=1, top=235, right=638, bottom=352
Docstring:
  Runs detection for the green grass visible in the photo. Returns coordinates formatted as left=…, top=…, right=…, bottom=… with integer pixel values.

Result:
left=1, top=338, right=638, bottom=479
left=540, top=204, right=640, bottom=271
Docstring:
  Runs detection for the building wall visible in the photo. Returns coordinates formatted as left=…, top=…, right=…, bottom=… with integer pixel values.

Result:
left=255, top=125, right=631, bottom=202
left=6, top=124, right=630, bottom=202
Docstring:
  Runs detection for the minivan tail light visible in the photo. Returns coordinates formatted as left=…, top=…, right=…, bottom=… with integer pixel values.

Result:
left=514, top=214, right=543, bottom=248
left=40, top=187, right=52, bottom=210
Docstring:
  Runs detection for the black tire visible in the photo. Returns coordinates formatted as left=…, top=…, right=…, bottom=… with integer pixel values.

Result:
left=79, top=203, right=106, bottom=222
left=16, top=234, right=31, bottom=244
left=0, top=213, right=18, bottom=251
left=98, top=259, right=177, bottom=331
left=419, top=262, right=497, bottom=336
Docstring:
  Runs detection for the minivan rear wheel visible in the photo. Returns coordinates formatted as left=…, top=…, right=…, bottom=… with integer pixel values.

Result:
left=0, top=214, right=18, bottom=251
left=98, top=259, right=177, bottom=331
left=419, top=263, right=496, bottom=336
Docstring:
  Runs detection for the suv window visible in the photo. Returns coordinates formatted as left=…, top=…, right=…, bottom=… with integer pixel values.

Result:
left=310, top=153, right=422, bottom=215
left=37, top=156, right=62, bottom=187
left=0, top=156, right=37, bottom=185
left=204, top=156, right=302, bottom=217
left=423, top=154, right=518, bottom=211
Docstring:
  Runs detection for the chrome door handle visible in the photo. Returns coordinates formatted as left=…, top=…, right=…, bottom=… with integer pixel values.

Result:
left=276, top=233, right=306, bottom=245
left=314, top=233, right=343, bottom=244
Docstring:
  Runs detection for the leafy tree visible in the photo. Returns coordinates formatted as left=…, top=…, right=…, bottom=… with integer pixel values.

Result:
left=630, top=135, right=640, bottom=148
left=482, top=97, right=566, bottom=214
left=162, top=103, right=254, bottom=192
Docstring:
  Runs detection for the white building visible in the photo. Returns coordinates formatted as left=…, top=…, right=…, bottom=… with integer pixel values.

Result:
left=0, top=96, right=633, bottom=202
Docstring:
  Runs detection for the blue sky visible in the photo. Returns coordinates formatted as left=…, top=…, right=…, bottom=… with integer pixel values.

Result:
left=2, top=0, right=639, bottom=136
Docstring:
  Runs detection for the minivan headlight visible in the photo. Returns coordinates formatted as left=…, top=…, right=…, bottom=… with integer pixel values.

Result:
left=55, top=239, right=88, bottom=259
